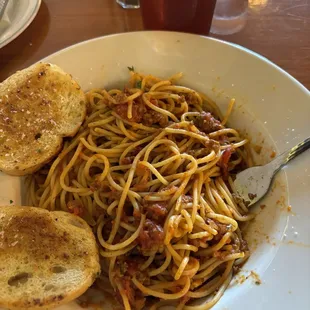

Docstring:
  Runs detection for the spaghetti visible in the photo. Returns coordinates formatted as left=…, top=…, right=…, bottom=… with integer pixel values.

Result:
left=27, top=71, right=254, bottom=310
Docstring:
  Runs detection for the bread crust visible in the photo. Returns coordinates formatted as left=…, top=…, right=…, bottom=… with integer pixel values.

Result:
left=0, top=63, right=86, bottom=176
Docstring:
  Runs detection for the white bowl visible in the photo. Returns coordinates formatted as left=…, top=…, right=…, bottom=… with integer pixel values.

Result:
left=1, top=31, right=309, bottom=310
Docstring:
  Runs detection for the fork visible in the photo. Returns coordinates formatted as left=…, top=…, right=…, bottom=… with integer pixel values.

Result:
left=233, top=137, right=310, bottom=207
left=0, top=0, right=9, bottom=21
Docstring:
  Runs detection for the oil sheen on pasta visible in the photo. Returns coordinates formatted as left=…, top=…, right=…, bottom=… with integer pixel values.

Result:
left=27, top=71, right=254, bottom=310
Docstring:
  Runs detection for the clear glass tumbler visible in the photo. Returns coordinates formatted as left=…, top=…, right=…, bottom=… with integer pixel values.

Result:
left=116, top=0, right=140, bottom=9
left=211, top=0, right=248, bottom=35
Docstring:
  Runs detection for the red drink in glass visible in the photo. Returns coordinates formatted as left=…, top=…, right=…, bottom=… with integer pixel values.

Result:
left=140, top=0, right=217, bottom=35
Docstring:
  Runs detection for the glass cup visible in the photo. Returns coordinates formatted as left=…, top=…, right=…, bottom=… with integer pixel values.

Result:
left=116, top=0, right=140, bottom=9
left=140, top=0, right=217, bottom=35
left=210, top=0, right=248, bottom=35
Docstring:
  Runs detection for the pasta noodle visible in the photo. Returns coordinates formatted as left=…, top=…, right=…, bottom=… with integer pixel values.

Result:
left=27, top=71, right=254, bottom=310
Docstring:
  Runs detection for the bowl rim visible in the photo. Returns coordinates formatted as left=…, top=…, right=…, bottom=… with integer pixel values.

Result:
left=40, top=30, right=310, bottom=95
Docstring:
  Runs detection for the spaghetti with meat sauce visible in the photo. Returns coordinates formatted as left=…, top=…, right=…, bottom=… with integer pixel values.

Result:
left=27, top=71, right=254, bottom=310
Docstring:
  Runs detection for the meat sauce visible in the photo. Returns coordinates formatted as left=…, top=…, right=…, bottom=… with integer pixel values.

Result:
left=193, top=111, right=222, bottom=134
left=135, top=201, right=168, bottom=253
left=143, top=201, right=168, bottom=222
left=137, top=219, right=165, bottom=252
left=110, top=94, right=242, bottom=307
left=113, top=97, right=167, bottom=127
left=114, top=101, right=145, bottom=123
left=114, top=259, right=147, bottom=309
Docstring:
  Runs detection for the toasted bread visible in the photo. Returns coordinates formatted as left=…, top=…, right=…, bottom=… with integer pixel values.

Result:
left=0, top=63, right=86, bottom=176
left=0, top=206, right=100, bottom=310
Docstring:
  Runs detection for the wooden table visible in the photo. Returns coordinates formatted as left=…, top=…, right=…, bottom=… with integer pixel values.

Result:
left=0, top=0, right=309, bottom=89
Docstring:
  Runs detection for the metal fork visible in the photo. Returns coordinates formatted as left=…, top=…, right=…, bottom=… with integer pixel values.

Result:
left=234, top=137, right=310, bottom=207
left=0, top=0, right=9, bottom=21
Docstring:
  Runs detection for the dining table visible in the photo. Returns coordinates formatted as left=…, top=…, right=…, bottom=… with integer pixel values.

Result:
left=0, top=0, right=309, bottom=90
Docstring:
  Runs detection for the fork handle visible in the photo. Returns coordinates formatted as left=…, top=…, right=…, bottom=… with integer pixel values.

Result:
left=269, top=137, right=310, bottom=173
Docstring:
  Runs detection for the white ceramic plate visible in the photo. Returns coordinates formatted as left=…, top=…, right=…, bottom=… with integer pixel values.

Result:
left=0, top=0, right=41, bottom=49
left=1, top=32, right=309, bottom=310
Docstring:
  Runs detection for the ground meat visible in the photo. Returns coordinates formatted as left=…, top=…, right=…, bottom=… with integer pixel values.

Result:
left=121, top=156, right=136, bottom=165
left=114, top=101, right=147, bottom=123
left=114, top=97, right=168, bottom=127
left=126, top=260, right=141, bottom=277
left=114, top=259, right=147, bottom=310
left=240, top=238, right=249, bottom=252
left=114, top=277, right=145, bottom=310
left=143, top=200, right=168, bottom=223
left=217, top=146, right=234, bottom=179
left=204, top=139, right=220, bottom=153
left=142, top=110, right=168, bottom=127
left=181, top=195, right=193, bottom=203
left=133, top=208, right=141, bottom=220
left=108, top=188, right=122, bottom=200
left=118, top=258, right=141, bottom=277
left=194, top=112, right=222, bottom=134
left=213, top=250, right=230, bottom=260
left=248, top=193, right=257, bottom=200
left=124, top=88, right=131, bottom=96
left=137, top=219, right=165, bottom=252
left=131, top=146, right=143, bottom=156
left=177, top=95, right=186, bottom=104
left=185, top=92, right=200, bottom=105
left=215, top=222, right=229, bottom=238
left=206, top=218, right=217, bottom=230
left=207, top=219, right=229, bottom=243
left=90, top=178, right=104, bottom=192
left=67, top=200, right=83, bottom=216
left=113, top=92, right=128, bottom=104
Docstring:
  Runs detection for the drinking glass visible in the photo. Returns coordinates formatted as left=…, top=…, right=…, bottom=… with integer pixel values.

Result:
left=211, top=0, right=248, bottom=35
left=116, top=0, right=140, bottom=9
left=140, top=0, right=217, bottom=35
